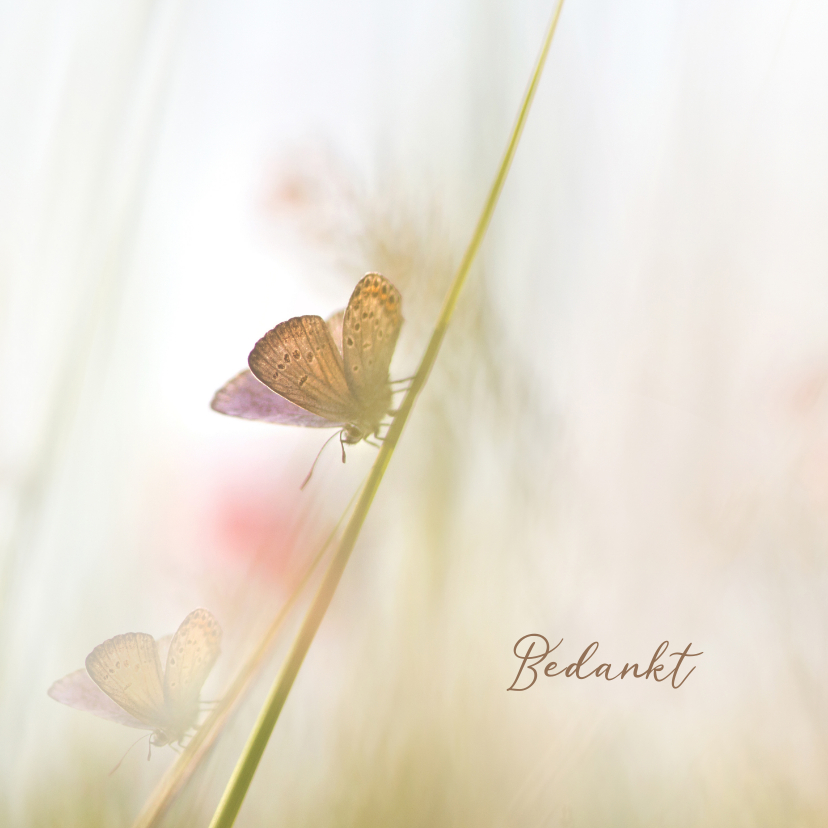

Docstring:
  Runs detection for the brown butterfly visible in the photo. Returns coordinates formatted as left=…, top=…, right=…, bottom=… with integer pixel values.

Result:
left=212, top=273, right=403, bottom=453
left=48, top=609, right=222, bottom=752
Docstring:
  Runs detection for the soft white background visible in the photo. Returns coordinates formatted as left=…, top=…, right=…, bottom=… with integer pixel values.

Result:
left=2, top=0, right=828, bottom=825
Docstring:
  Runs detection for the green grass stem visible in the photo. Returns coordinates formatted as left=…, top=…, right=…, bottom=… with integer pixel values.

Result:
left=208, top=4, right=566, bottom=826
left=133, top=484, right=365, bottom=828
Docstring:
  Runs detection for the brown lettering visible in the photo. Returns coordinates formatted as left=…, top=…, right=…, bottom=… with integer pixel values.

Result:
left=508, top=635, right=552, bottom=691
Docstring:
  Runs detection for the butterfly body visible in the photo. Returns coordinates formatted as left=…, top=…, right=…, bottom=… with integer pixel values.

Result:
left=49, top=609, right=222, bottom=750
left=233, top=272, right=402, bottom=444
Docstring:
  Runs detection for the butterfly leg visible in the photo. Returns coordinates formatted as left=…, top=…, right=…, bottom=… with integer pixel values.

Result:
left=389, top=377, right=414, bottom=399
left=375, top=421, right=394, bottom=440
left=339, top=430, right=348, bottom=463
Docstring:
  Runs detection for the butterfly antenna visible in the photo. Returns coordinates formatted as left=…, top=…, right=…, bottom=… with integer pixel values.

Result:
left=109, top=734, right=151, bottom=775
left=390, top=376, right=415, bottom=385
left=301, top=430, right=341, bottom=489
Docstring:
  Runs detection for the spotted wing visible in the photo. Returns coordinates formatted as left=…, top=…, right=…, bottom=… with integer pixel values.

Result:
left=211, top=370, right=334, bottom=427
left=163, top=608, right=222, bottom=711
left=341, top=273, right=402, bottom=401
left=248, top=315, right=358, bottom=424
left=85, top=633, right=166, bottom=727
left=48, top=669, right=153, bottom=730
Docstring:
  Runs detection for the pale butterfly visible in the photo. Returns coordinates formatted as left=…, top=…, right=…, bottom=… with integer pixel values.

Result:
left=211, top=272, right=403, bottom=452
left=48, top=608, right=222, bottom=751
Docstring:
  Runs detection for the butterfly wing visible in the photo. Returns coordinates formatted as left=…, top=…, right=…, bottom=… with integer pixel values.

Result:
left=326, top=309, right=345, bottom=356
left=248, top=315, right=358, bottom=424
left=48, top=669, right=153, bottom=730
left=155, top=634, right=173, bottom=668
left=163, top=608, right=222, bottom=714
left=85, top=633, right=167, bottom=728
left=342, top=273, right=403, bottom=401
left=211, top=370, right=335, bottom=426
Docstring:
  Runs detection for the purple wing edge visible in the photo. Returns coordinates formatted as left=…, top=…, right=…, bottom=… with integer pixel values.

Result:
left=211, top=312, right=345, bottom=427
left=48, top=669, right=152, bottom=730
left=211, top=370, right=337, bottom=427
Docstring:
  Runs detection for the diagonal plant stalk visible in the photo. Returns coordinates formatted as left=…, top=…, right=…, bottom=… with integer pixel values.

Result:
left=208, top=4, right=566, bottom=826
left=133, top=483, right=365, bottom=828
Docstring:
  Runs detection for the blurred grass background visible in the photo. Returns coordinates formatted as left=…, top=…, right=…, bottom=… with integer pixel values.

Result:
left=3, top=0, right=828, bottom=825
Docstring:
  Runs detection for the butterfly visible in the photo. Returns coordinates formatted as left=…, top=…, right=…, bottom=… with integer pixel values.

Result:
left=48, top=608, right=222, bottom=751
left=211, top=273, right=403, bottom=452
